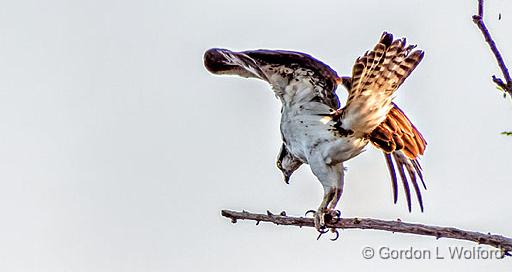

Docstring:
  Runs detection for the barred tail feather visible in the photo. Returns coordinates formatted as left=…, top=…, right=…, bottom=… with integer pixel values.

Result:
left=340, top=32, right=424, bottom=137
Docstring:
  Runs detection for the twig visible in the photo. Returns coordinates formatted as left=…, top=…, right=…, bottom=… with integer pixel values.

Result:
left=472, top=0, right=512, bottom=99
left=222, top=209, right=512, bottom=254
left=478, top=0, right=484, bottom=17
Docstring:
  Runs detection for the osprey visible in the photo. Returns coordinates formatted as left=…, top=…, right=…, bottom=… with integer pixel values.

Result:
left=204, top=32, right=427, bottom=235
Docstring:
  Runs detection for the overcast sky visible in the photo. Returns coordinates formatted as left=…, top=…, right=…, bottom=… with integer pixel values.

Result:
left=0, top=0, right=511, bottom=271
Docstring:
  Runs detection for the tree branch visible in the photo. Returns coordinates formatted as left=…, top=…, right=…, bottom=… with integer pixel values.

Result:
left=222, top=209, right=512, bottom=254
left=472, top=0, right=512, bottom=99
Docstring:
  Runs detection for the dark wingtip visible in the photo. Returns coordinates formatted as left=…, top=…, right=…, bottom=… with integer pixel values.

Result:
left=406, top=161, right=424, bottom=213
left=393, top=153, right=412, bottom=212
left=413, top=50, right=425, bottom=62
left=384, top=153, right=398, bottom=204
left=380, top=32, right=394, bottom=47
left=203, top=48, right=232, bottom=74
left=412, top=159, right=427, bottom=190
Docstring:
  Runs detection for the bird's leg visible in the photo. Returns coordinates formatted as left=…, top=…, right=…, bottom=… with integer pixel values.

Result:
left=325, top=187, right=342, bottom=241
left=327, top=187, right=342, bottom=222
left=312, top=160, right=344, bottom=235
left=312, top=186, right=342, bottom=241
left=313, top=186, right=343, bottom=231
left=314, top=187, right=336, bottom=231
left=308, top=159, right=345, bottom=236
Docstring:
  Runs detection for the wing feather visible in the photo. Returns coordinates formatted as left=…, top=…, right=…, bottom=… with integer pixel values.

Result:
left=384, top=153, right=398, bottom=204
left=339, top=32, right=424, bottom=137
left=393, top=152, right=413, bottom=212
left=204, top=48, right=341, bottom=108
left=205, top=48, right=341, bottom=182
left=370, top=103, right=427, bottom=212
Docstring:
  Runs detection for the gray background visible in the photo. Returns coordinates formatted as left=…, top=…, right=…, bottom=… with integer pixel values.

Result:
left=0, top=0, right=511, bottom=271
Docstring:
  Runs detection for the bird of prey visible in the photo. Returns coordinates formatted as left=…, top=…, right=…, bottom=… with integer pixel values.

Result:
left=204, top=32, right=427, bottom=234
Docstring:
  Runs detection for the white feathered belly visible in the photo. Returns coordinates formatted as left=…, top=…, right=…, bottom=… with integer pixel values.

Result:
left=280, top=104, right=368, bottom=165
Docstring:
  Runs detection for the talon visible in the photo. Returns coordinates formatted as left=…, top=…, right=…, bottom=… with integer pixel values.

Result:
left=331, top=210, right=342, bottom=223
left=330, top=229, right=340, bottom=241
left=316, top=228, right=328, bottom=240
left=305, top=210, right=316, bottom=217
left=334, top=210, right=341, bottom=218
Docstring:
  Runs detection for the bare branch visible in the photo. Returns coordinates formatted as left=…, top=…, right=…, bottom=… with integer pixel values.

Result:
left=472, top=0, right=512, bottom=99
left=222, top=209, right=512, bottom=254
left=478, top=0, right=484, bottom=17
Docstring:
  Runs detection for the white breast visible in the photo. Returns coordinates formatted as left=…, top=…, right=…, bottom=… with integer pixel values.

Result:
left=280, top=101, right=368, bottom=166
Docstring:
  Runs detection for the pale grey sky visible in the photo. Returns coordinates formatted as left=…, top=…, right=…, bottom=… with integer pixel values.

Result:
left=0, top=0, right=511, bottom=271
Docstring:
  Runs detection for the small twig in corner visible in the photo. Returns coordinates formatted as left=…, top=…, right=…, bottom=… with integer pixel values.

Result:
left=472, top=0, right=512, bottom=99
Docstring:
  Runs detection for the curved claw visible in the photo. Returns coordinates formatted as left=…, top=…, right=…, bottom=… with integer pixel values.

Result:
left=305, top=209, right=316, bottom=217
left=334, top=210, right=341, bottom=218
left=316, top=228, right=328, bottom=240
left=329, top=229, right=340, bottom=241
left=331, top=210, right=342, bottom=223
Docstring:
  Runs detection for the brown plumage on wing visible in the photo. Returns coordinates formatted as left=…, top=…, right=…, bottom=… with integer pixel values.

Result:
left=371, top=104, right=426, bottom=159
left=370, top=103, right=427, bottom=212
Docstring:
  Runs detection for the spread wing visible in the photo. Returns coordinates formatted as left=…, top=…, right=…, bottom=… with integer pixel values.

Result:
left=337, top=32, right=426, bottom=212
left=204, top=48, right=341, bottom=108
left=371, top=104, right=427, bottom=212
left=337, top=32, right=424, bottom=137
left=204, top=48, right=343, bottom=180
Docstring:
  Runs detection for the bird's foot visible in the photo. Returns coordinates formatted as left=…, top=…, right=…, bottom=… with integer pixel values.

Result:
left=310, top=209, right=341, bottom=229
left=305, top=209, right=341, bottom=241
